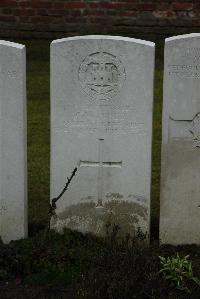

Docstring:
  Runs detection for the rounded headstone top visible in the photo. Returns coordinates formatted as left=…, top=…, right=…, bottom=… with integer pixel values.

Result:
left=51, top=35, right=155, bottom=48
left=166, top=33, right=200, bottom=43
left=0, top=40, right=25, bottom=49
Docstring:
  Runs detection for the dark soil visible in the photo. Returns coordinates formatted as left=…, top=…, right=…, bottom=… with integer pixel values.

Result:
left=0, top=229, right=199, bottom=299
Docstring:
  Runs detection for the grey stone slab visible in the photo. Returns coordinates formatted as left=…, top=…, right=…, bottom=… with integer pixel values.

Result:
left=0, top=40, right=27, bottom=243
left=50, top=35, right=155, bottom=242
left=160, top=33, right=200, bottom=245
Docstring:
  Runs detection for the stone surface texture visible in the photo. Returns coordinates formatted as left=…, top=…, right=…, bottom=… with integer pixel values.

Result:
left=160, top=33, right=200, bottom=245
left=0, top=41, right=27, bottom=244
left=51, top=35, right=155, bottom=241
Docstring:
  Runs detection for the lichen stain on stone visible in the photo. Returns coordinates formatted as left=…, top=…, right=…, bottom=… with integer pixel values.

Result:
left=80, top=195, right=94, bottom=201
left=105, top=193, right=123, bottom=200
left=51, top=195, right=148, bottom=239
left=104, top=199, right=148, bottom=238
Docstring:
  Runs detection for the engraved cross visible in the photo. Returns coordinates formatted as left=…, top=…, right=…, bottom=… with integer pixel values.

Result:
left=79, top=138, right=122, bottom=208
left=169, top=112, right=200, bottom=148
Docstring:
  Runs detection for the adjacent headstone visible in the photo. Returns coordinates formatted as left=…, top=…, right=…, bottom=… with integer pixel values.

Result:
left=0, top=41, right=27, bottom=243
left=160, top=33, right=200, bottom=245
left=51, top=36, right=155, bottom=242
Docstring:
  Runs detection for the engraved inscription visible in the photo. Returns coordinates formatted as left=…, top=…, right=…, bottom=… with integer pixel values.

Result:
left=63, top=104, right=145, bottom=134
left=181, top=48, right=200, bottom=63
left=168, top=64, right=200, bottom=78
left=0, top=205, right=7, bottom=215
left=0, top=66, right=17, bottom=78
left=190, top=113, right=200, bottom=148
left=78, top=52, right=126, bottom=100
left=168, top=48, right=200, bottom=79
left=7, top=70, right=17, bottom=78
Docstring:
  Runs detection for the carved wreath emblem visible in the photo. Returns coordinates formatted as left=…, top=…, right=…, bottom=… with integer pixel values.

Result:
left=78, top=52, right=126, bottom=100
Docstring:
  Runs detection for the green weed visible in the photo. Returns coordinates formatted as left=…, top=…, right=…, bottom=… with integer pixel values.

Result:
left=159, top=253, right=200, bottom=292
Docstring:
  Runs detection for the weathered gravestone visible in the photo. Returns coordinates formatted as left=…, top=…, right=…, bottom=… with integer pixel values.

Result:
left=0, top=41, right=27, bottom=243
left=51, top=36, right=155, bottom=242
left=160, top=33, right=200, bottom=245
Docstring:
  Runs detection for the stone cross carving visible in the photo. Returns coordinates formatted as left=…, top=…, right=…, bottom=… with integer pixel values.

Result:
left=169, top=113, right=200, bottom=148
left=79, top=138, right=122, bottom=207
left=190, top=113, right=200, bottom=147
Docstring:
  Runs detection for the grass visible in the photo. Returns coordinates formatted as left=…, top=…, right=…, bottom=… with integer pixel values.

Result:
left=151, top=39, right=164, bottom=236
left=23, top=39, right=51, bottom=226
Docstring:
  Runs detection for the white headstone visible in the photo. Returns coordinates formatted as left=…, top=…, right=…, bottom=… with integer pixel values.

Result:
left=51, top=36, right=155, bottom=242
left=160, top=33, right=200, bottom=245
left=0, top=41, right=27, bottom=243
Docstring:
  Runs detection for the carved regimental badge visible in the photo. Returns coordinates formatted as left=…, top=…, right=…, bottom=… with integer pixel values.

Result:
left=78, top=52, right=126, bottom=100
left=190, top=113, right=200, bottom=148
